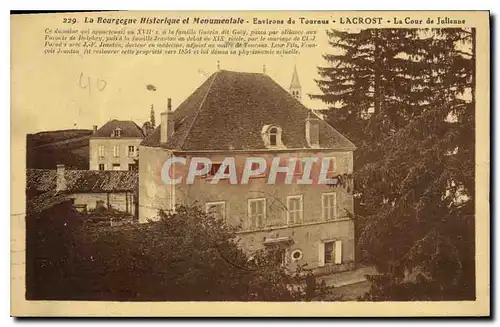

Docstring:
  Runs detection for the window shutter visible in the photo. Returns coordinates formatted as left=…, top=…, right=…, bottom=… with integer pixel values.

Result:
left=317, top=242, right=325, bottom=267
left=334, top=240, right=342, bottom=264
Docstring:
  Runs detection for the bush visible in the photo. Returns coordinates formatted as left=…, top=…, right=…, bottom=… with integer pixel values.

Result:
left=28, top=204, right=333, bottom=301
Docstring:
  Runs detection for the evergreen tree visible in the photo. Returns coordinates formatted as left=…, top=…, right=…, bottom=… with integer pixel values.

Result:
left=313, top=28, right=475, bottom=300
left=150, top=104, right=156, bottom=128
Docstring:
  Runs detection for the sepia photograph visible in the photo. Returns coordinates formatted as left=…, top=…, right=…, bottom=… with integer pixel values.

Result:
left=11, top=11, right=490, bottom=316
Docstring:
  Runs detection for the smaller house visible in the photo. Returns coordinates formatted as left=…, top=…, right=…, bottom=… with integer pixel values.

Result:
left=27, top=165, right=138, bottom=216
left=89, top=120, right=145, bottom=171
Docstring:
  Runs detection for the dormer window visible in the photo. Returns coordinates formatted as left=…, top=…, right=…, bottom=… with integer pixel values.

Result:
left=113, top=128, right=122, bottom=138
left=305, top=117, right=320, bottom=148
left=262, top=124, right=284, bottom=149
left=269, top=127, right=278, bottom=146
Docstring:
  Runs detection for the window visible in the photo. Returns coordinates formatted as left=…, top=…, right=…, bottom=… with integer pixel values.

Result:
left=248, top=198, right=266, bottom=230
left=318, top=240, right=342, bottom=267
left=250, top=162, right=266, bottom=178
left=275, top=248, right=287, bottom=266
left=308, top=122, right=320, bottom=146
left=324, top=241, right=334, bottom=264
left=262, top=125, right=283, bottom=148
left=205, top=163, right=229, bottom=178
left=205, top=201, right=226, bottom=221
left=209, top=163, right=222, bottom=176
left=113, top=145, right=120, bottom=158
left=113, top=128, right=122, bottom=137
left=98, top=164, right=105, bottom=171
left=266, top=245, right=287, bottom=266
left=291, top=249, right=303, bottom=261
left=326, top=157, right=336, bottom=174
left=128, top=163, right=137, bottom=171
left=128, top=145, right=136, bottom=157
left=112, top=163, right=121, bottom=171
left=269, top=127, right=278, bottom=146
left=287, top=195, right=303, bottom=225
left=98, top=145, right=105, bottom=159
left=294, top=159, right=303, bottom=175
left=322, top=192, right=337, bottom=221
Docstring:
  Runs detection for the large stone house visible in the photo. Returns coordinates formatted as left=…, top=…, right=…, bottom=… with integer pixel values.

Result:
left=89, top=120, right=145, bottom=171
left=138, top=68, right=356, bottom=274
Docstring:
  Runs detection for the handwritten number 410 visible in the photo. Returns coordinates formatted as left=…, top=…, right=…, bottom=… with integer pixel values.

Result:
left=79, top=73, right=107, bottom=96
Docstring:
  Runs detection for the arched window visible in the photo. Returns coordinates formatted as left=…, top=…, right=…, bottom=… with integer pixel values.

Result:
left=269, top=127, right=278, bottom=146
left=261, top=124, right=283, bottom=148
left=113, top=128, right=122, bottom=137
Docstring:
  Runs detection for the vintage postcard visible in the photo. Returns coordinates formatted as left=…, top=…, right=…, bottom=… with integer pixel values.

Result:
left=11, top=11, right=490, bottom=316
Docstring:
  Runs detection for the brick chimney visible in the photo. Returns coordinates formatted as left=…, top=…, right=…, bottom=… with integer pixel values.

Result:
left=160, top=98, right=175, bottom=144
left=56, top=164, right=67, bottom=192
left=305, top=114, right=320, bottom=148
left=93, top=125, right=98, bottom=134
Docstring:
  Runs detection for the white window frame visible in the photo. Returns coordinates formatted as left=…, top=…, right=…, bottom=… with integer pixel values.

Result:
left=286, top=195, right=303, bottom=225
left=113, top=128, right=122, bottom=137
left=322, top=192, right=337, bottom=221
left=248, top=198, right=266, bottom=230
left=113, top=145, right=120, bottom=158
left=318, top=239, right=342, bottom=267
left=98, top=145, right=105, bottom=159
left=205, top=201, right=226, bottom=221
left=128, top=145, right=136, bottom=157
left=269, top=127, right=279, bottom=146
left=263, top=125, right=283, bottom=148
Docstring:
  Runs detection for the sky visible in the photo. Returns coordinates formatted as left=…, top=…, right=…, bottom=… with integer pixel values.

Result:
left=12, top=13, right=334, bottom=135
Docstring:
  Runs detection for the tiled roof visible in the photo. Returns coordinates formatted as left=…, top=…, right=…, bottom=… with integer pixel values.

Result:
left=26, top=169, right=138, bottom=193
left=140, top=70, right=355, bottom=151
left=27, top=190, right=72, bottom=215
left=92, top=120, right=145, bottom=138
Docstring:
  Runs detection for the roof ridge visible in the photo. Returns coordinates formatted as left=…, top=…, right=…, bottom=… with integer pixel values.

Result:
left=178, top=71, right=220, bottom=149
left=322, top=120, right=357, bottom=149
left=130, top=120, right=146, bottom=136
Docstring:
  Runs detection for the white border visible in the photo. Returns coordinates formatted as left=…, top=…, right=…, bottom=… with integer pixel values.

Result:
left=5, top=3, right=495, bottom=325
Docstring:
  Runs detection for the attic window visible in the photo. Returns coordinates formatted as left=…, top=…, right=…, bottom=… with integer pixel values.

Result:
left=113, top=128, right=122, bottom=138
left=262, top=125, right=283, bottom=149
left=269, top=127, right=278, bottom=146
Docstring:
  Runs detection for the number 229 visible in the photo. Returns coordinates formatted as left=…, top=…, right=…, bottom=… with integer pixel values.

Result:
left=62, top=18, right=77, bottom=24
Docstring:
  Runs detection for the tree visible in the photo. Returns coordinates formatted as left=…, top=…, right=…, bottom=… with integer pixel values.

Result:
left=313, top=28, right=475, bottom=300
left=150, top=104, right=156, bottom=128
left=28, top=204, right=332, bottom=301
